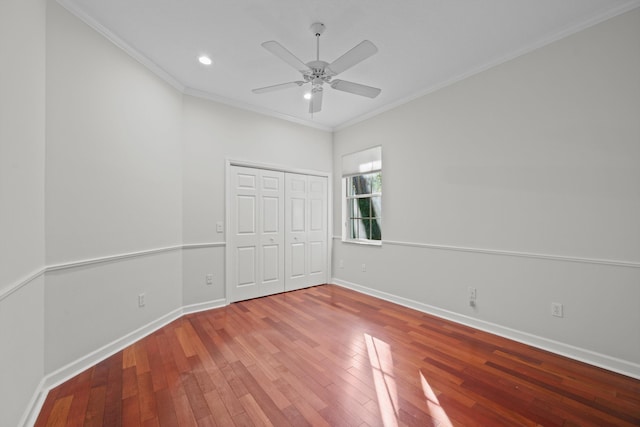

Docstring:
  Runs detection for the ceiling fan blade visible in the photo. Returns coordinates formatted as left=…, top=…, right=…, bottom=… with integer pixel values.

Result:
left=330, top=79, right=381, bottom=98
left=326, top=40, right=378, bottom=76
left=262, top=41, right=310, bottom=73
left=309, top=88, right=323, bottom=113
left=252, top=81, right=305, bottom=94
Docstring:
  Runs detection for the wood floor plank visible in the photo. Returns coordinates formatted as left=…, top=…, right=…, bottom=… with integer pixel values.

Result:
left=203, top=388, right=237, bottom=426
left=244, top=362, right=291, bottom=410
left=171, top=392, right=198, bottom=427
left=230, top=360, right=291, bottom=426
left=60, top=370, right=93, bottom=427
left=121, top=366, right=138, bottom=401
left=137, top=371, right=157, bottom=423
left=83, top=386, right=107, bottom=427
left=35, top=284, right=640, bottom=426
left=121, top=395, right=141, bottom=427
left=238, top=393, right=275, bottom=427
left=102, top=352, right=123, bottom=426
left=273, top=377, right=331, bottom=427
left=154, top=388, right=179, bottom=427
left=44, top=395, right=73, bottom=427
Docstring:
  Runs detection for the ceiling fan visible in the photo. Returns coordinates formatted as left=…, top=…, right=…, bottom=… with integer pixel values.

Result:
left=252, top=23, right=381, bottom=114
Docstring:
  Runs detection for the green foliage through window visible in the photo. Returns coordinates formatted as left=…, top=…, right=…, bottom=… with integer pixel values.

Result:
left=346, top=172, right=381, bottom=241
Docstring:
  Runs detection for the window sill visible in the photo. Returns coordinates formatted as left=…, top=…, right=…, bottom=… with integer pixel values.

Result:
left=342, top=239, right=382, bottom=247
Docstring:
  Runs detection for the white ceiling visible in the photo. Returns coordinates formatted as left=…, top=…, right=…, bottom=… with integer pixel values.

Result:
left=58, top=0, right=639, bottom=131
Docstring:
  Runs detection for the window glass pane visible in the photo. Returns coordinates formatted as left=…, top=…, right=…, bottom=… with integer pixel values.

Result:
left=371, top=196, right=381, bottom=219
left=347, top=177, right=356, bottom=197
left=347, top=177, right=357, bottom=197
left=370, top=218, right=382, bottom=240
left=356, top=218, right=368, bottom=240
left=357, top=197, right=371, bottom=218
left=344, top=170, right=381, bottom=243
left=349, top=219, right=358, bottom=239
left=347, top=172, right=381, bottom=196
left=352, top=175, right=371, bottom=195
left=371, top=172, right=382, bottom=193
left=362, top=219, right=372, bottom=240
left=349, top=198, right=359, bottom=219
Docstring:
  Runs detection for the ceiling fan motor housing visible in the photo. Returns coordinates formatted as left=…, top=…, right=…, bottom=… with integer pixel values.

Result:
left=305, top=60, right=332, bottom=86
left=310, top=22, right=325, bottom=36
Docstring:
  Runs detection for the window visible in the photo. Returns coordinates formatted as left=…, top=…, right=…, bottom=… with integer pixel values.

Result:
left=342, top=146, right=382, bottom=244
left=346, top=172, right=382, bottom=241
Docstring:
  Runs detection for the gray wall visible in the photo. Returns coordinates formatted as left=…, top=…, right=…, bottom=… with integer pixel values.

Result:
left=1, top=2, right=332, bottom=425
left=332, top=8, right=640, bottom=376
left=0, top=0, right=46, bottom=426
left=2, top=2, right=638, bottom=426
left=44, top=1, right=185, bottom=373
left=181, top=95, right=333, bottom=305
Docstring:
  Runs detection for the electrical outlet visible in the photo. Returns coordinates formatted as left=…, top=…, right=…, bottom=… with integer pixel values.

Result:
left=551, top=302, right=563, bottom=317
left=361, top=263, right=366, bottom=272
left=468, top=287, right=477, bottom=307
left=339, top=259, right=344, bottom=269
left=138, top=293, right=145, bottom=307
left=216, top=221, right=223, bottom=233
left=206, top=273, right=213, bottom=285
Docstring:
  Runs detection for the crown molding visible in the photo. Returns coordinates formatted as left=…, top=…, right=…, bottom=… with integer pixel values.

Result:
left=56, top=0, right=333, bottom=133
left=335, top=1, right=640, bottom=131
left=183, top=87, right=333, bottom=132
left=56, top=0, right=640, bottom=133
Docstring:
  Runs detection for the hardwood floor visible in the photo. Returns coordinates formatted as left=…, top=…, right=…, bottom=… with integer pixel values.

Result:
left=35, top=284, right=639, bottom=426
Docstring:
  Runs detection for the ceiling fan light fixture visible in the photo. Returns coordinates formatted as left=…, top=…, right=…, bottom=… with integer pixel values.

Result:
left=198, top=55, right=212, bottom=66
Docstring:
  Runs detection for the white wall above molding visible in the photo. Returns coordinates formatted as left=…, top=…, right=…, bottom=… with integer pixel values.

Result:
left=56, top=0, right=184, bottom=93
left=332, top=236, right=640, bottom=269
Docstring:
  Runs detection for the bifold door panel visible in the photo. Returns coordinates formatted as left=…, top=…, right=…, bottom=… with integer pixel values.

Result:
left=230, top=167, right=285, bottom=302
left=230, top=166, right=327, bottom=302
left=285, top=173, right=327, bottom=292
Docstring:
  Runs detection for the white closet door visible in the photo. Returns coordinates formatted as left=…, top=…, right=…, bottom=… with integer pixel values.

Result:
left=285, top=173, right=328, bottom=291
left=285, top=173, right=308, bottom=291
left=229, top=166, right=285, bottom=302
left=307, top=175, right=328, bottom=286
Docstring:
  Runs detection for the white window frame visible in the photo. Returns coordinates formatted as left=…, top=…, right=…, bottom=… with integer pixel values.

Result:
left=341, top=146, right=382, bottom=246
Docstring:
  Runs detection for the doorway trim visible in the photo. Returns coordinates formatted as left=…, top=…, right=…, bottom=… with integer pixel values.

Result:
left=225, top=158, right=333, bottom=305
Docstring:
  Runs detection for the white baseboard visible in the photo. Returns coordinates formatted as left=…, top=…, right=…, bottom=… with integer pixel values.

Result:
left=21, top=280, right=639, bottom=426
left=332, top=278, right=640, bottom=380
left=183, top=298, right=227, bottom=315
left=41, top=307, right=182, bottom=391
left=18, top=378, right=48, bottom=427
left=22, top=299, right=223, bottom=427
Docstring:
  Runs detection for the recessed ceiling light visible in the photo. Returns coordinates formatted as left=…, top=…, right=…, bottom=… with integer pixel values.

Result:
left=198, top=55, right=212, bottom=66
left=303, top=92, right=312, bottom=100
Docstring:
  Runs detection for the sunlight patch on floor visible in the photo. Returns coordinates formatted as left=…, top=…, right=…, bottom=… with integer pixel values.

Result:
left=420, top=370, right=453, bottom=427
left=365, top=333, right=399, bottom=427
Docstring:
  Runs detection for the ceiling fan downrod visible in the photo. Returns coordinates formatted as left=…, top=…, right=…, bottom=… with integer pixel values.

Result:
left=311, top=22, right=325, bottom=62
